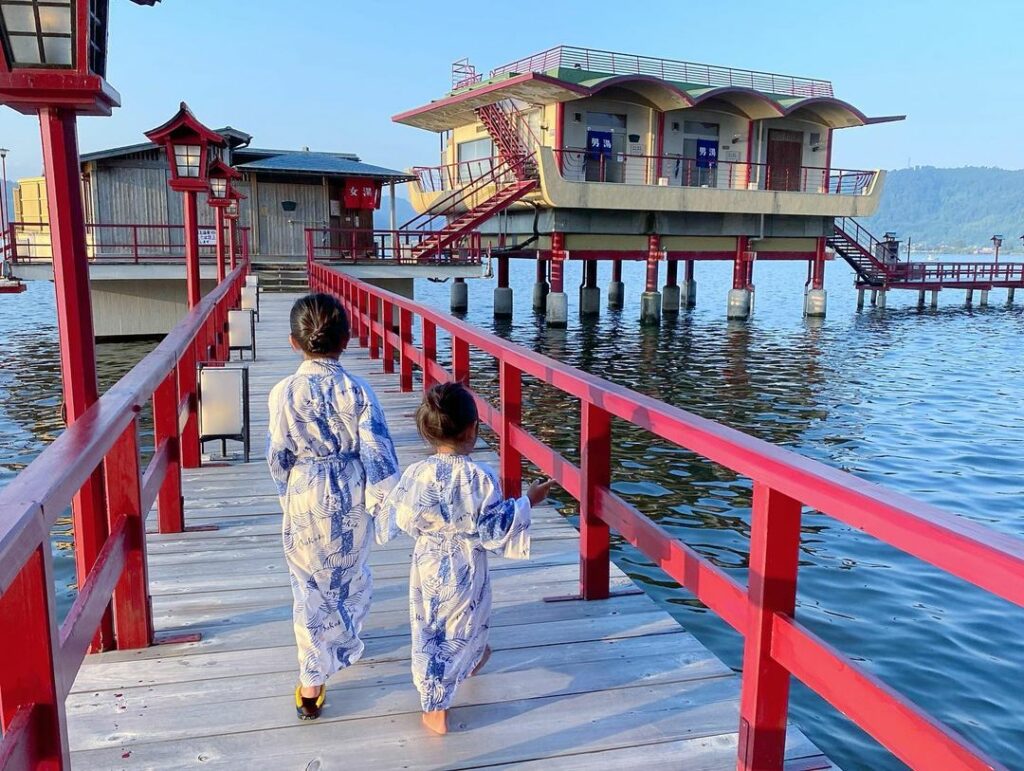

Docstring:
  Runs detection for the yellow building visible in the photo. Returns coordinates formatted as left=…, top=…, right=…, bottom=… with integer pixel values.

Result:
left=393, top=46, right=903, bottom=323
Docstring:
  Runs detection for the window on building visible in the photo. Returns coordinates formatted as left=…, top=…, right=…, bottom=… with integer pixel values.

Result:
left=456, top=138, right=495, bottom=183
left=677, top=121, right=720, bottom=187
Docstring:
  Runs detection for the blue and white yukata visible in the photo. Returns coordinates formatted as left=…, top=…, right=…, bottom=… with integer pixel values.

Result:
left=379, top=455, right=531, bottom=712
left=267, top=359, right=400, bottom=687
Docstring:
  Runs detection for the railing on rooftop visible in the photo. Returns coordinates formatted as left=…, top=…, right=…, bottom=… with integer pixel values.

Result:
left=0, top=264, right=247, bottom=767
left=555, top=147, right=876, bottom=195
left=310, top=262, right=1022, bottom=771
left=3, top=222, right=251, bottom=265
left=488, top=45, right=834, bottom=98
left=304, top=227, right=483, bottom=266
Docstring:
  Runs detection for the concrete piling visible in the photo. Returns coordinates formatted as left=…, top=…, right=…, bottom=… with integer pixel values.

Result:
left=608, top=258, right=624, bottom=310
left=450, top=277, right=468, bottom=313
left=580, top=260, right=600, bottom=316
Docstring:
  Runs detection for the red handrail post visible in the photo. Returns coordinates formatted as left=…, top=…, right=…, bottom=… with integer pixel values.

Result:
left=178, top=340, right=201, bottom=469
left=422, top=318, right=437, bottom=391
left=453, top=336, right=470, bottom=385
left=381, top=300, right=396, bottom=374
left=358, top=289, right=369, bottom=348
left=104, top=418, right=154, bottom=648
left=738, top=482, right=802, bottom=771
left=399, top=307, right=413, bottom=392
left=579, top=402, right=611, bottom=599
left=154, top=369, right=184, bottom=533
left=369, top=296, right=381, bottom=360
left=0, top=545, right=68, bottom=768
left=498, top=361, right=522, bottom=498
left=132, top=224, right=140, bottom=264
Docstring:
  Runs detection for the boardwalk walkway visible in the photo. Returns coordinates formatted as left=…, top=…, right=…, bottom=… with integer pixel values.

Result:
left=66, top=292, right=833, bottom=770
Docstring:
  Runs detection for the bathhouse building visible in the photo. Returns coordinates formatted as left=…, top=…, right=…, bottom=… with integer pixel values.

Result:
left=392, top=46, right=903, bottom=323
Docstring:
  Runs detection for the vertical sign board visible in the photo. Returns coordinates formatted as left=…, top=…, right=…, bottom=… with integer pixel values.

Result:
left=586, top=130, right=614, bottom=158
left=696, top=139, right=719, bottom=168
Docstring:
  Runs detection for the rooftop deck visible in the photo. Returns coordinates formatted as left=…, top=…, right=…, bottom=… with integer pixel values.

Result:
left=65, top=292, right=832, bottom=770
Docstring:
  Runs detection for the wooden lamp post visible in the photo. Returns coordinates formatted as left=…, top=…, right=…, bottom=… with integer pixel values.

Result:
left=145, top=102, right=225, bottom=308
left=0, top=0, right=161, bottom=652
left=206, top=158, right=240, bottom=282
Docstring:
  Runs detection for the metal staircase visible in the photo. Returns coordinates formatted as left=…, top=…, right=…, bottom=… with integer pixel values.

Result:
left=475, top=101, right=537, bottom=181
left=401, top=102, right=541, bottom=262
left=827, top=217, right=895, bottom=286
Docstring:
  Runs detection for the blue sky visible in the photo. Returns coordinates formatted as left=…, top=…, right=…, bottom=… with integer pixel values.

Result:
left=0, top=0, right=1021, bottom=182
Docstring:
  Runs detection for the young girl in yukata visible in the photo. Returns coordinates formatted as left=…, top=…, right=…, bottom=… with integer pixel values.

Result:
left=267, top=293, right=400, bottom=721
left=379, top=382, right=553, bottom=734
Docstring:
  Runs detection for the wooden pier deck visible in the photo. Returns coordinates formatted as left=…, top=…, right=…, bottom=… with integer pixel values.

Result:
left=65, top=292, right=834, bottom=770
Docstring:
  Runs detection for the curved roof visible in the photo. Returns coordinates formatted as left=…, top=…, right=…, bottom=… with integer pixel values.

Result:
left=584, top=75, right=693, bottom=111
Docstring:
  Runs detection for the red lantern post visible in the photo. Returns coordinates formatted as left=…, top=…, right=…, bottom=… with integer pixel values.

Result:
left=225, top=189, right=245, bottom=270
left=0, top=0, right=161, bottom=655
left=145, top=103, right=225, bottom=308
left=207, top=158, right=241, bottom=282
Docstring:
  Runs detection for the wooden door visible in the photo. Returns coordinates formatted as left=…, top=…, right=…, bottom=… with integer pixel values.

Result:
left=766, top=129, right=803, bottom=191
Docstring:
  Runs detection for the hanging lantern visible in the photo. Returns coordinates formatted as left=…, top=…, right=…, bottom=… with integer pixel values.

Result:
left=145, top=101, right=225, bottom=192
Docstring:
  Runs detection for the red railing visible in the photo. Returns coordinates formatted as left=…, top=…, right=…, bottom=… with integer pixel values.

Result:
left=490, top=45, right=835, bottom=98
left=0, top=264, right=247, bottom=767
left=893, top=261, right=1024, bottom=287
left=3, top=222, right=251, bottom=265
left=412, top=155, right=518, bottom=193
left=304, top=227, right=483, bottom=265
left=555, top=148, right=876, bottom=195
left=310, top=262, right=1021, bottom=771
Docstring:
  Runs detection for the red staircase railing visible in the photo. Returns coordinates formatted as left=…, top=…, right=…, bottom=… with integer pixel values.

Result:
left=310, top=261, right=1022, bottom=771
left=0, top=264, right=247, bottom=768
left=401, top=156, right=520, bottom=233
left=476, top=101, right=539, bottom=181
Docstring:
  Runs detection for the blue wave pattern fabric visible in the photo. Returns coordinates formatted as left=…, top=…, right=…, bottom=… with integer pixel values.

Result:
left=380, top=455, right=531, bottom=711
left=267, top=359, right=400, bottom=687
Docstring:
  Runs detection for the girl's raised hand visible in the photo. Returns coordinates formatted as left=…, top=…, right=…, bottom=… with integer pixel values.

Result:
left=527, top=478, right=555, bottom=506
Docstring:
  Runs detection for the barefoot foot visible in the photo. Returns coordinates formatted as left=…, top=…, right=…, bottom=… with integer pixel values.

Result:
left=471, top=645, right=492, bottom=676
left=422, top=709, right=448, bottom=734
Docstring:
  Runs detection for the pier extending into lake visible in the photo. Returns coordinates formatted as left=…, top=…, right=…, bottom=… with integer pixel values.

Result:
left=64, top=292, right=831, bottom=769
left=1, top=261, right=1021, bottom=770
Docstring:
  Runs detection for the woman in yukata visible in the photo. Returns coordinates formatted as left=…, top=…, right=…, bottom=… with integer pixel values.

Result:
left=267, top=293, right=400, bottom=721
left=379, top=381, right=553, bottom=734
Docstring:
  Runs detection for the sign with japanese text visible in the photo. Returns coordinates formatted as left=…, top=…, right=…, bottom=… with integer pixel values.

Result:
left=586, top=130, right=614, bottom=157
left=198, top=228, right=216, bottom=246
left=343, top=178, right=381, bottom=210
left=696, top=139, right=718, bottom=169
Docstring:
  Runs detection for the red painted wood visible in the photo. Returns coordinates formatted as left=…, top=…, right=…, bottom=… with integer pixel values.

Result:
left=140, top=439, right=171, bottom=517
left=770, top=616, right=1003, bottom=771
left=399, top=308, right=413, bottom=392
left=358, top=290, right=369, bottom=348
left=738, top=483, right=801, bottom=771
left=38, top=106, right=113, bottom=655
left=57, top=519, right=128, bottom=693
left=369, top=296, right=381, bottom=360
left=103, top=421, right=153, bottom=650
left=182, top=190, right=201, bottom=308
left=811, top=237, right=826, bottom=290
left=498, top=361, right=522, bottom=499
left=214, top=206, right=226, bottom=283
left=178, top=341, right=200, bottom=469
left=0, top=546, right=67, bottom=769
left=453, top=337, right=470, bottom=386
left=596, top=487, right=747, bottom=632
left=382, top=300, right=396, bottom=374
left=228, top=219, right=238, bottom=271
left=507, top=424, right=581, bottom=501
left=580, top=402, right=611, bottom=599
left=421, top=319, right=437, bottom=391
left=733, top=236, right=750, bottom=290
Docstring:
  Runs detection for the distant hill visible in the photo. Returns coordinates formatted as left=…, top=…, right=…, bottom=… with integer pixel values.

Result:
left=865, top=167, right=1024, bottom=253
left=373, top=195, right=418, bottom=229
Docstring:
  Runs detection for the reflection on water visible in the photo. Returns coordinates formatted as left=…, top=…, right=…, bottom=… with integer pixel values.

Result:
left=3, top=260, right=1023, bottom=770
left=0, top=282, right=156, bottom=618
left=421, top=258, right=1024, bottom=771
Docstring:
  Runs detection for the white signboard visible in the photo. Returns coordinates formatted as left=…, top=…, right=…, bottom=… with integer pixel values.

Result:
left=198, top=228, right=217, bottom=246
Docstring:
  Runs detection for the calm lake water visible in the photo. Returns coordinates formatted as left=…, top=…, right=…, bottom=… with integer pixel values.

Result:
left=2, top=257, right=1022, bottom=770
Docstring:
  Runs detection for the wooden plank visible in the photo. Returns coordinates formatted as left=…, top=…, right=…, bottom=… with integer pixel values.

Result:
left=68, top=291, right=830, bottom=770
